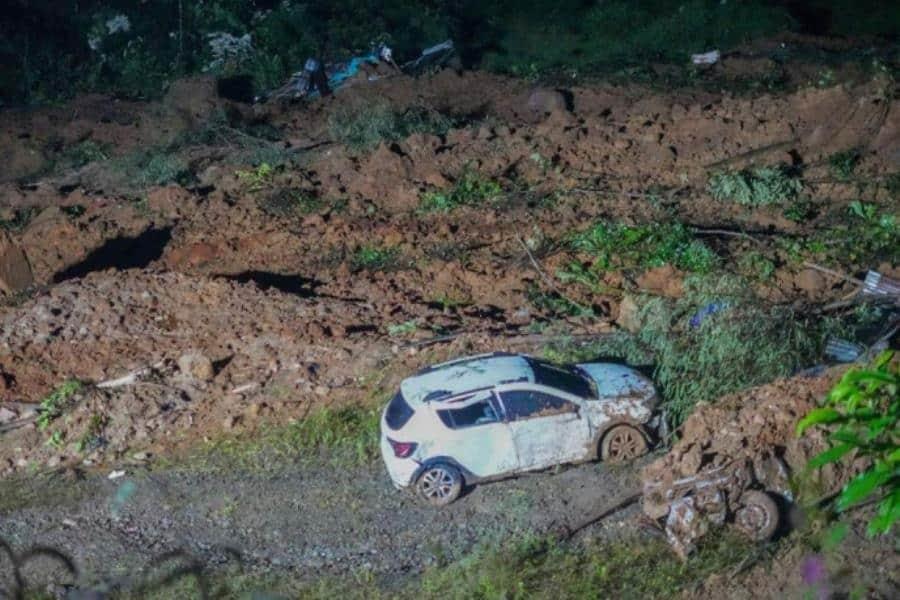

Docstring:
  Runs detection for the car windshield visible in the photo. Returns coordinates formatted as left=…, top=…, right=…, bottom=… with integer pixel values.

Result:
left=526, top=358, right=594, bottom=399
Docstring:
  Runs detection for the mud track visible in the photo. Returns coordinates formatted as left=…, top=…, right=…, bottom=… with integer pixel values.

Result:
left=0, top=457, right=647, bottom=591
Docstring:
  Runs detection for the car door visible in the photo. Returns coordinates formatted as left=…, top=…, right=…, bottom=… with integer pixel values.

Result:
left=498, top=386, right=591, bottom=471
left=431, top=390, right=518, bottom=478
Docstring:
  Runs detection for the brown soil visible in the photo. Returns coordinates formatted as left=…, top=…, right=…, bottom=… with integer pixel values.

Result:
left=0, top=46, right=897, bottom=471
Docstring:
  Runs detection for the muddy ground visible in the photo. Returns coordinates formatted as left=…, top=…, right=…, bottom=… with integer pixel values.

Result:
left=0, top=33, right=898, bottom=598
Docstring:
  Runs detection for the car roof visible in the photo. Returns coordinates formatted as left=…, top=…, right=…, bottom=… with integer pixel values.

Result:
left=400, top=353, right=534, bottom=406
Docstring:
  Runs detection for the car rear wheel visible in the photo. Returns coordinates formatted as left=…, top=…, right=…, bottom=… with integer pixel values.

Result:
left=733, top=490, right=779, bottom=541
left=417, top=464, right=463, bottom=506
left=601, top=425, right=648, bottom=463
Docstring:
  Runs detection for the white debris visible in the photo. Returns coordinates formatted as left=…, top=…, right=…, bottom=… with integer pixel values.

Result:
left=105, top=15, right=131, bottom=35
left=691, top=50, right=720, bottom=65
left=108, top=470, right=126, bottom=480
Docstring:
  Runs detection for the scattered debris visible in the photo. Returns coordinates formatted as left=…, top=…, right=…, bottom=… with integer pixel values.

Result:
left=691, top=50, right=720, bottom=66
left=402, top=40, right=455, bottom=75
left=824, top=337, right=865, bottom=363
left=861, top=270, right=900, bottom=299
left=108, top=470, right=126, bottom=480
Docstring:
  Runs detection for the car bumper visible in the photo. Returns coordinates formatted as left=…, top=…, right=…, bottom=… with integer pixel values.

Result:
left=380, top=436, right=419, bottom=488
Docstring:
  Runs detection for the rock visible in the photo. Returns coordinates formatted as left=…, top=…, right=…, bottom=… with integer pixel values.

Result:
left=527, top=88, right=568, bottom=115
left=615, top=295, right=641, bottom=333
left=178, top=351, right=215, bottom=381
left=0, top=406, right=17, bottom=424
left=636, top=265, right=684, bottom=297
left=795, top=268, right=827, bottom=295
left=0, top=231, right=34, bottom=295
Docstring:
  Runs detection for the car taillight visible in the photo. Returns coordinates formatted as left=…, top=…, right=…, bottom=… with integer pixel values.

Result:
left=387, top=438, right=417, bottom=458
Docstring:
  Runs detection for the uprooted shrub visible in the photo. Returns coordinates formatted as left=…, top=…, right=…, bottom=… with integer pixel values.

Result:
left=550, top=275, right=826, bottom=426
left=328, top=101, right=454, bottom=152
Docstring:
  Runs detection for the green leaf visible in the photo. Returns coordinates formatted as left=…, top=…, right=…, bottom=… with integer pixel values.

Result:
left=808, top=443, right=854, bottom=469
left=836, top=469, right=892, bottom=511
left=823, top=522, right=849, bottom=551
left=796, top=408, right=843, bottom=436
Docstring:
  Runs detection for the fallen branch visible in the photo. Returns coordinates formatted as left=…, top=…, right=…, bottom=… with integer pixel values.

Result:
left=802, top=261, right=865, bottom=288
left=96, top=368, right=152, bottom=389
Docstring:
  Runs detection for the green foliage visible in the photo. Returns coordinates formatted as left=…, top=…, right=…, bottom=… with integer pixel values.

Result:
left=258, top=189, right=321, bottom=217
left=420, top=171, right=503, bottom=213
left=194, top=404, right=382, bottom=470
left=737, top=250, right=775, bottom=281
left=708, top=165, right=803, bottom=207
left=58, top=140, right=110, bottom=169
left=798, top=351, right=899, bottom=536
left=0, top=207, right=38, bottom=233
left=829, top=148, right=862, bottom=182
left=593, top=275, right=822, bottom=425
left=235, top=162, right=274, bottom=191
left=328, top=101, right=454, bottom=152
left=36, top=380, right=83, bottom=431
left=561, top=221, right=718, bottom=287
left=480, top=0, right=791, bottom=79
left=387, top=320, right=418, bottom=337
left=352, top=245, right=401, bottom=271
left=77, top=414, right=108, bottom=453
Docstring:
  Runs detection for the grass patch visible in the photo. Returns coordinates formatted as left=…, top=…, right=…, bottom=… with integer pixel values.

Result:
left=351, top=245, right=402, bottom=272
left=419, top=529, right=753, bottom=599
left=708, top=164, right=802, bottom=207
left=419, top=171, right=503, bottom=213
left=557, top=221, right=717, bottom=292
left=187, top=404, right=382, bottom=473
left=328, top=101, right=455, bottom=152
left=235, top=162, right=275, bottom=192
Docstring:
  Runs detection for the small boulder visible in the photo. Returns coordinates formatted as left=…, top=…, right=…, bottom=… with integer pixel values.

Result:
left=178, top=351, right=215, bottom=381
left=527, top=88, right=568, bottom=115
left=0, top=231, right=33, bottom=295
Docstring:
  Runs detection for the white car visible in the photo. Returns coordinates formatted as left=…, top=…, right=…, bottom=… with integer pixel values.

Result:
left=380, top=352, right=661, bottom=505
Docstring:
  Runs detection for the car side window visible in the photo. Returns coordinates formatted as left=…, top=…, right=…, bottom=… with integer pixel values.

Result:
left=437, top=397, right=500, bottom=429
left=500, top=390, right=578, bottom=421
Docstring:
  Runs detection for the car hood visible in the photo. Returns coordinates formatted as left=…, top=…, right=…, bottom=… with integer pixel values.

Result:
left=575, top=362, right=657, bottom=404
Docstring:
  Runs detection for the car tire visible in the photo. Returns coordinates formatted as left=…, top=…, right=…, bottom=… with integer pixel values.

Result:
left=733, top=490, right=779, bottom=541
left=600, top=425, right=648, bottom=463
left=416, top=463, right=463, bottom=506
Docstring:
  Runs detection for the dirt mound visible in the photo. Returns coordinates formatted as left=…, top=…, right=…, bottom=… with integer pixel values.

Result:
left=641, top=369, right=867, bottom=525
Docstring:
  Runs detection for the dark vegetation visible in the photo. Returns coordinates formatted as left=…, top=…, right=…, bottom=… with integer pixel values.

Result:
left=3, top=0, right=900, bottom=105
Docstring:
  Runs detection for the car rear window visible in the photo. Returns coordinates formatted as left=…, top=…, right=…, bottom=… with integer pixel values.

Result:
left=385, top=392, right=415, bottom=430
left=526, top=358, right=593, bottom=398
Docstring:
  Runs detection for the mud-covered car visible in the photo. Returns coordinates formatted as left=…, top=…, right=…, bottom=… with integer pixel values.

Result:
left=380, top=352, right=661, bottom=505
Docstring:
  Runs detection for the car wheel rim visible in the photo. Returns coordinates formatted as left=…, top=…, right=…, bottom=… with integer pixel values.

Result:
left=735, top=503, right=771, bottom=538
left=609, top=429, right=640, bottom=461
left=421, top=468, right=455, bottom=499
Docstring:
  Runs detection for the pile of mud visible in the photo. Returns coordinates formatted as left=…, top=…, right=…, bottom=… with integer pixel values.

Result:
left=641, top=370, right=860, bottom=501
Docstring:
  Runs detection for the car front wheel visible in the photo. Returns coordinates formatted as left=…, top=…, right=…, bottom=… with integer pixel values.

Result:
left=600, top=425, right=648, bottom=463
left=416, top=463, right=463, bottom=506
left=733, top=490, right=779, bottom=541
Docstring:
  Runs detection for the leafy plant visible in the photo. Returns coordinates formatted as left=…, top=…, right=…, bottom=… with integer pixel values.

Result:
left=829, top=148, right=862, bottom=182
left=797, top=351, right=899, bottom=536
left=36, top=380, right=83, bottom=431
left=708, top=165, right=802, bottom=207
left=46, top=430, right=65, bottom=449
left=235, top=162, right=275, bottom=192
left=420, top=171, right=503, bottom=213
left=352, top=245, right=401, bottom=271
left=563, top=221, right=718, bottom=282
left=387, top=320, right=418, bottom=337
